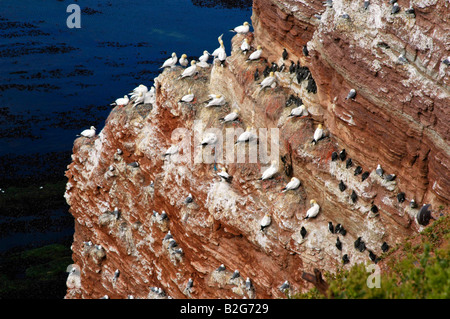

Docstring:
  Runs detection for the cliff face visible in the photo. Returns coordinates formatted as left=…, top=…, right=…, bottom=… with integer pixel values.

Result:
left=64, top=0, right=449, bottom=299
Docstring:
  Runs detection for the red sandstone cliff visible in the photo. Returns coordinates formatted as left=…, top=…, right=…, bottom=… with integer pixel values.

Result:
left=64, top=0, right=449, bottom=299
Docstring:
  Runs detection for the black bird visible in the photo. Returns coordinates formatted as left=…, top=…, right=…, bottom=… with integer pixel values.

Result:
left=271, top=62, right=278, bottom=72
left=369, top=250, right=378, bottom=263
left=300, top=226, right=307, bottom=239
left=302, top=45, right=309, bottom=57
left=282, top=48, right=288, bottom=60
left=381, top=242, right=389, bottom=253
left=351, top=190, right=357, bottom=203
left=128, top=161, right=139, bottom=168
left=263, top=65, right=270, bottom=77
left=384, top=174, right=396, bottom=181
left=339, top=149, right=347, bottom=161
left=371, top=205, right=379, bottom=214
left=289, top=61, right=296, bottom=74
left=391, top=3, right=400, bottom=14
left=279, top=63, right=285, bottom=72
left=410, top=199, right=418, bottom=209
left=338, top=226, right=347, bottom=236
left=443, top=57, right=450, bottom=66
left=354, top=166, right=362, bottom=176
left=336, top=237, right=342, bottom=251
left=354, top=237, right=362, bottom=249
left=358, top=241, right=366, bottom=252
left=346, top=158, right=353, bottom=169
left=184, top=193, right=193, bottom=204
left=363, top=0, right=370, bottom=10
left=216, top=264, right=226, bottom=272
left=254, top=68, right=260, bottom=81
left=335, top=224, right=342, bottom=234
left=285, top=94, right=296, bottom=107
left=405, top=7, right=415, bottom=17
left=397, top=192, right=405, bottom=203
left=339, top=180, right=347, bottom=192
left=361, top=171, right=370, bottom=181
left=160, top=211, right=168, bottom=220
left=342, top=254, right=350, bottom=264
left=328, top=222, right=334, bottom=234
left=416, top=204, right=432, bottom=226
left=331, top=151, right=338, bottom=161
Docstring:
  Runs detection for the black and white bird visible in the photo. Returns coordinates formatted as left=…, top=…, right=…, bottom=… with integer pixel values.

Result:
left=351, top=190, right=358, bottom=203
left=282, top=48, right=288, bottom=60
left=304, top=199, right=320, bottom=219
left=245, top=277, right=253, bottom=291
left=354, top=237, right=362, bottom=249
left=328, top=222, right=334, bottom=234
left=231, top=270, right=240, bottom=280
left=279, top=280, right=290, bottom=292
left=113, top=269, right=120, bottom=281
left=371, top=204, right=379, bottom=214
left=247, top=46, right=263, bottom=62
left=346, top=89, right=356, bottom=100
left=410, top=199, right=418, bottom=209
left=163, top=231, right=173, bottom=242
left=160, top=210, right=168, bottom=221
left=111, top=95, right=129, bottom=107
left=186, top=278, right=194, bottom=291
left=302, top=45, right=309, bottom=57
left=397, top=54, right=408, bottom=64
left=219, top=109, right=239, bottom=123
left=260, top=214, right=272, bottom=231
left=312, top=124, right=324, bottom=144
left=331, top=151, right=338, bottom=161
left=391, top=2, right=400, bottom=14
left=384, top=174, right=396, bottom=181
left=164, top=145, right=179, bottom=157
left=216, top=264, right=226, bottom=272
left=342, top=254, right=350, bottom=264
left=354, top=166, right=362, bottom=176
left=184, top=193, right=193, bottom=204
left=336, top=237, right=342, bottom=251
left=218, top=167, right=232, bottom=183
left=361, top=171, right=370, bottom=181
left=335, top=223, right=342, bottom=234
left=339, top=180, right=347, bottom=192
left=363, top=0, right=370, bottom=10
left=369, top=250, right=378, bottom=263
left=241, top=39, right=250, bottom=54
left=254, top=68, right=260, bottom=81
left=339, top=149, right=347, bottom=161
left=300, top=226, right=307, bottom=239
left=416, top=204, right=432, bottom=226
left=381, top=242, right=389, bottom=253
left=405, top=7, right=415, bottom=17
left=259, top=160, right=279, bottom=181
left=160, top=52, right=178, bottom=69
left=289, top=61, right=296, bottom=73
left=443, top=57, right=450, bottom=66
left=397, top=192, right=405, bottom=203
left=287, top=104, right=307, bottom=118
left=346, top=158, right=353, bottom=169
left=376, top=164, right=384, bottom=177
left=200, top=133, right=218, bottom=147
left=128, top=161, right=139, bottom=168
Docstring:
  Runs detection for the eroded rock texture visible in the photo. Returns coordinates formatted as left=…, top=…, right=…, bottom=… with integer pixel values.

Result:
left=65, top=0, right=449, bottom=299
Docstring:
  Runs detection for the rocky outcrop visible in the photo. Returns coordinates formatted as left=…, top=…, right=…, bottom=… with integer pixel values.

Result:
left=65, top=0, right=449, bottom=299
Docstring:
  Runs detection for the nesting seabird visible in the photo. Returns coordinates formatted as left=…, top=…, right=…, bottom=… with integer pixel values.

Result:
left=328, top=222, right=334, bottom=234
left=144, top=87, right=156, bottom=104
left=354, top=166, right=362, bottom=176
left=351, top=190, right=358, bottom=203
left=371, top=204, right=379, bottom=214
left=173, top=248, right=183, bottom=255
left=405, top=7, right=415, bottom=17
left=218, top=41, right=227, bottom=67
left=164, top=145, right=179, bottom=157
left=331, top=151, right=338, bottom=161
left=241, top=38, right=250, bottom=54
left=133, top=92, right=145, bottom=107
left=361, top=171, right=370, bottom=181
left=129, top=84, right=148, bottom=97
left=216, top=264, right=226, bottom=272
left=212, top=34, right=224, bottom=57
left=231, top=270, right=240, bottom=280
left=184, top=193, right=193, bottom=204
left=336, top=237, right=342, bottom=251
left=300, top=226, right=307, bottom=239
left=397, top=192, right=405, bottom=203
left=346, top=158, right=353, bottom=169
left=363, top=0, right=370, bottom=10
left=247, top=45, right=263, bottom=62
left=369, top=250, right=378, bottom=263
left=160, top=210, right=168, bottom=220
left=381, top=242, right=389, bottom=253
left=179, top=54, right=188, bottom=67
left=281, top=177, right=301, bottom=192
left=342, top=254, right=350, bottom=264
left=304, top=199, right=320, bottom=219
left=270, top=62, right=278, bottom=73
left=341, top=12, right=350, bottom=20
left=168, top=238, right=178, bottom=248
left=339, top=149, right=346, bottom=161
left=335, top=223, right=342, bottom=234
left=279, top=280, right=290, bottom=292
left=288, top=104, right=307, bottom=118
left=111, top=95, right=129, bottom=107
left=391, top=2, right=400, bottom=14
left=397, top=54, right=408, bottom=64
left=346, top=89, right=356, bottom=100
left=443, top=57, right=450, bottom=66
left=163, top=231, right=173, bottom=242
left=358, top=240, right=366, bottom=252
left=205, top=94, right=226, bottom=107
left=376, top=164, right=384, bottom=177
left=160, top=52, right=178, bottom=69
left=260, top=214, right=272, bottom=231
left=186, top=278, right=193, bottom=290
left=112, top=207, right=120, bottom=220
left=259, top=160, right=279, bottom=180
left=338, top=180, right=347, bottom=192
left=245, top=277, right=253, bottom=291
left=230, top=21, right=251, bottom=34
left=235, top=127, right=257, bottom=144
left=117, top=148, right=123, bottom=155
left=179, top=88, right=195, bottom=103
left=410, top=199, right=418, bottom=209
left=218, top=167, right=232, bottom=183
left=322, top=0, right=333, bottom=8
left=78, top=126, right=96, bottom=138
left=259, top=71, right=276, bottom=91
left=199, top=50, right=210, bottom=63
left=178, top=60, right=198, bottom=79
left=113, top=269, right=120, bottom=281
left=128, top=161, right=139, bottom=168
left=312, top=124, right=324, bottom=144
left=384, top=174, right=396, bottom=181
left=219, top=109, right=239, bottom=123
left=254, top=68, right=260, bottom=81
left=200, top=132, right=218, bottom=146
left=339, top=226, right=347, bottom=236
left=303, top=45, right=309, bottom=57
left=263, top=65, right=270, bottom=77
left=416, top=204, right=432, bottom=226
left=354, top=237, right=362, bottom=249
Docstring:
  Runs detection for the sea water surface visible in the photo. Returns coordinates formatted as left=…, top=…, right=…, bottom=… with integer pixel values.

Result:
left=0, top=0, right=251, bottom=252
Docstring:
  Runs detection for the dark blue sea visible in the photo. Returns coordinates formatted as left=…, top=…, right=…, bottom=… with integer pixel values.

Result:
left=0, top=0, right=251, bottom=297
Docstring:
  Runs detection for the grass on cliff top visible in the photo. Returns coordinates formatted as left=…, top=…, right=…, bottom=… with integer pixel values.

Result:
left=292, top=215, right=450, bottom=299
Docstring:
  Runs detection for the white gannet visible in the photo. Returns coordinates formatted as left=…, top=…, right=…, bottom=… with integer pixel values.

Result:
left=129, top=84, right=148, bottom=96
left=259, top=71, right=276, bottom=91
left=281, top=177, right=301, bottom=192
left=218, top=167, right=232, bottom=183
left=133, top=92, right=145, bottom=107
left=199, top=50, right=210, bottom=63
left=247, top=45, right=262, bottom=61
left=217, top=41, right=227, bottom=67
left=212, top=34, right=224, bottom=57
left=287, top=104, right=307, bottom=117
left=313, top=124, right=323, bottom=144
left=219, top=109, right=239, bottom=123
left=78, top=126, right=96, bottom=138
left=260, top=213, right=271, bottom=231
left=179, top=88, right=194, bottom=103
left=241, top=38, right=250, bottom=54
left=164, top=145, right=179, bottom=157
left=304, top=199, right=320, bottom=219
left=200, top=133, right=218, bottom=146
left=160, top=52, right=178, bottom=69
left=110, top=95, right=129, bottom=107
left=144, top=87, right=156, bottom=104
left=259, top=160, right=278, bottom=180
left=178, top=60, right=197, bottom=79
left=230, top=21, right=251, bottom=34
left=205, top=94, right=226, bottom=107
left=179, top=54, right=188, bottom=67
left=235, top=127, right=257, bottom=144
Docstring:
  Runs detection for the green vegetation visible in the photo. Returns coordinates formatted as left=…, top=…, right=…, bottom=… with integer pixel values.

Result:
left=0, top=244, right=73, bottom=299
left=293, top=215, right=450, bottom=299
